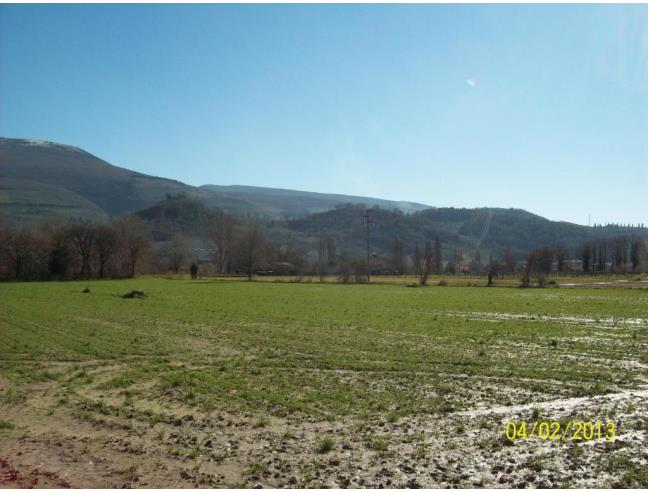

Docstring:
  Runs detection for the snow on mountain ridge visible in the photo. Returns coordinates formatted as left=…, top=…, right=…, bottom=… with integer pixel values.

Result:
left=0, top=137, right=84, bottom=153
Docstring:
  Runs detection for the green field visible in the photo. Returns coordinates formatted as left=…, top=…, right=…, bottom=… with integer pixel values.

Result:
left=1, top=278, right=647, bottom=487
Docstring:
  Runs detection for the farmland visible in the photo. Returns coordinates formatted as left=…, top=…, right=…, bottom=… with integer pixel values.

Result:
left=1, top=278, right=647, bottom=488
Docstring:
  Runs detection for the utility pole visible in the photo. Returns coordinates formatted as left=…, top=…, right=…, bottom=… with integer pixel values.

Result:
left=362, top=208, right=374, bottom=283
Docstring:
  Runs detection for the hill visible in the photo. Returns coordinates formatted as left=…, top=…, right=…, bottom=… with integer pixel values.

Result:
left=201, top=184, right=429, bottom=218
left=132, top=197, right=648, bottom=262
left=134, top=194, right=223, bottom=241
left=281, top=204, right=648, bottom=260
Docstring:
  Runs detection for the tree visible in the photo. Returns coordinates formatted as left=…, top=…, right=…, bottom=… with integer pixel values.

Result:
left=236, top=220, right=265, bottom=281
left=611, top=236, right=628, bottom=273
left=487, top=255, right=499, bottom=286
left=65, top=222, right=96, bottom=277
left=502, top=248, right=516, bottom=274
left=630, top=238, right=645, bottom=273
left=433, top=237, right=442, bottom=274
left=160, top=234, right=189, bottom=273
left=577, top=242, right=593, bottom=273
left=537, top=246, right=554, bottom=275
left=113, top=216, right=151, bottom=278
left=521, top=250, right=538, bottom=288
left=413, top=242, right=422, bottom=278
left=272, top=239, right=307, bottom=275
left=595, top=239, right=608, bottom=273
left=555, top=245, right=567, bottom=273
left=522, top=246, right=553, bottom=287
left=326, top=235, right=337, bottom=272
left=0, top=225, right=38, bottom=279
left=392, top=237, right=404, bottom=275
left=317, top=236, right=328, bottom=282
left=95, top=224, right=118, bottom=278
left=207, top=213, right=234, bottom=273
left=420, top=240, right=432, bottom=285
left=47, top=230, right=73, bottom=279
left=350, top=257, right=368, bottom=283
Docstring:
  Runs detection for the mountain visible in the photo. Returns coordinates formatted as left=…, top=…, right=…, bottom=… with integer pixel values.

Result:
left=2, top=136, right=646, bottom=260
left=0, top=137, right=429, bottom=222
left=200, top=184, right=429, bottom=218
left=278, top=205, right=648, bottom=259
left=0, top=177, right=108, bottom=223
left=0, top=138, right=201, bottom=220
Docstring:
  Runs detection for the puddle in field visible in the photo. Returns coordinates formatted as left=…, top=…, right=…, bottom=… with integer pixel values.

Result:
left=456, top=387, right=648, bottom=418
left=445, top=311, right=648, bottom=328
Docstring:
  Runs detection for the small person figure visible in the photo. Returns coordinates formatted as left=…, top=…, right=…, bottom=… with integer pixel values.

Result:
left=190, top=262, right=198, bottom=280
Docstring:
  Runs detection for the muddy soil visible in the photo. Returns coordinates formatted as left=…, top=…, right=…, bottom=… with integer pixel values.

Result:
left=1, top=372, right=646, bottom=489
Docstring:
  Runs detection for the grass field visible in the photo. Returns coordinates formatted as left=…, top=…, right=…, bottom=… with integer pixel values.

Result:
left=1, top=278, right=647, bottom=487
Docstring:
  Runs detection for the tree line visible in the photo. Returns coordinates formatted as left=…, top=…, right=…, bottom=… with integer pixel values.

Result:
left=1, top=213, right=647, bottom=282
left=0, top=216, right=151, bottom=280
left=0, top=214, right=306, bottom=281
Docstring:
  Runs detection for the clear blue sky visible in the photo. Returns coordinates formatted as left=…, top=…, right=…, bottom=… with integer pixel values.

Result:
left=1, top=4, right=647, bottom=225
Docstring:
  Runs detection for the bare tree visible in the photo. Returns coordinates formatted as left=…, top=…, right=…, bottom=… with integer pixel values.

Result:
left=236, top=220, right=265, bottom=281
left=65, top=222, right=96, bottom=277
left=317, top=236, right=327, bottom=282
left=611, top=236, right=628, bottom=273
left=595, top=239, right=608, bottom=273
left=95, top=223, right=118, bottom=278
left=326, top=235, right=337, bottom=272
left=392, top=237, right=404, bottom=275
left=160, top=234, right=189, bottom=273
left=0, top=225, right=38, bottom=279
left=272, top=239, right=307, bottom=275
left=537, top=246, right=554, bottom=276
left=630, top=238, right=646, bottom=273
left=47, top=229, right=73, bottom=279
left=555, top=245, right=567, bottom=273
left=487, top=254, right=499, bottom=286
left=413, top=242, right=422, bottom=278
left=113, top=216, right=151, bottom=278
left=577, top=242, right=593, bottom=273
left=433, top=237, right=442, bottom=274
left=522, top=247, right=553, bottom=287
left=501, top=248, right=516, bottom=274
left=421, top=240, right=432, bottom=285
left=207, top=213, right=234, bottom=273
left=521, top=250, right=538, bottom=288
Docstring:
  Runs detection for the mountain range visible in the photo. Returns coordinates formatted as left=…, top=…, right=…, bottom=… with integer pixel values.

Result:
left=1, top=137, right=646, bottom=259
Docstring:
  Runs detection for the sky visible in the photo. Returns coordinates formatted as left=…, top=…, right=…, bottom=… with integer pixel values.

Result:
left=1, top=4, right=647, bottom=225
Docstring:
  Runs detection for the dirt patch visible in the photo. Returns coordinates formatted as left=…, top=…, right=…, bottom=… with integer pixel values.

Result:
left=0, top=455, right=71, bottom=488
